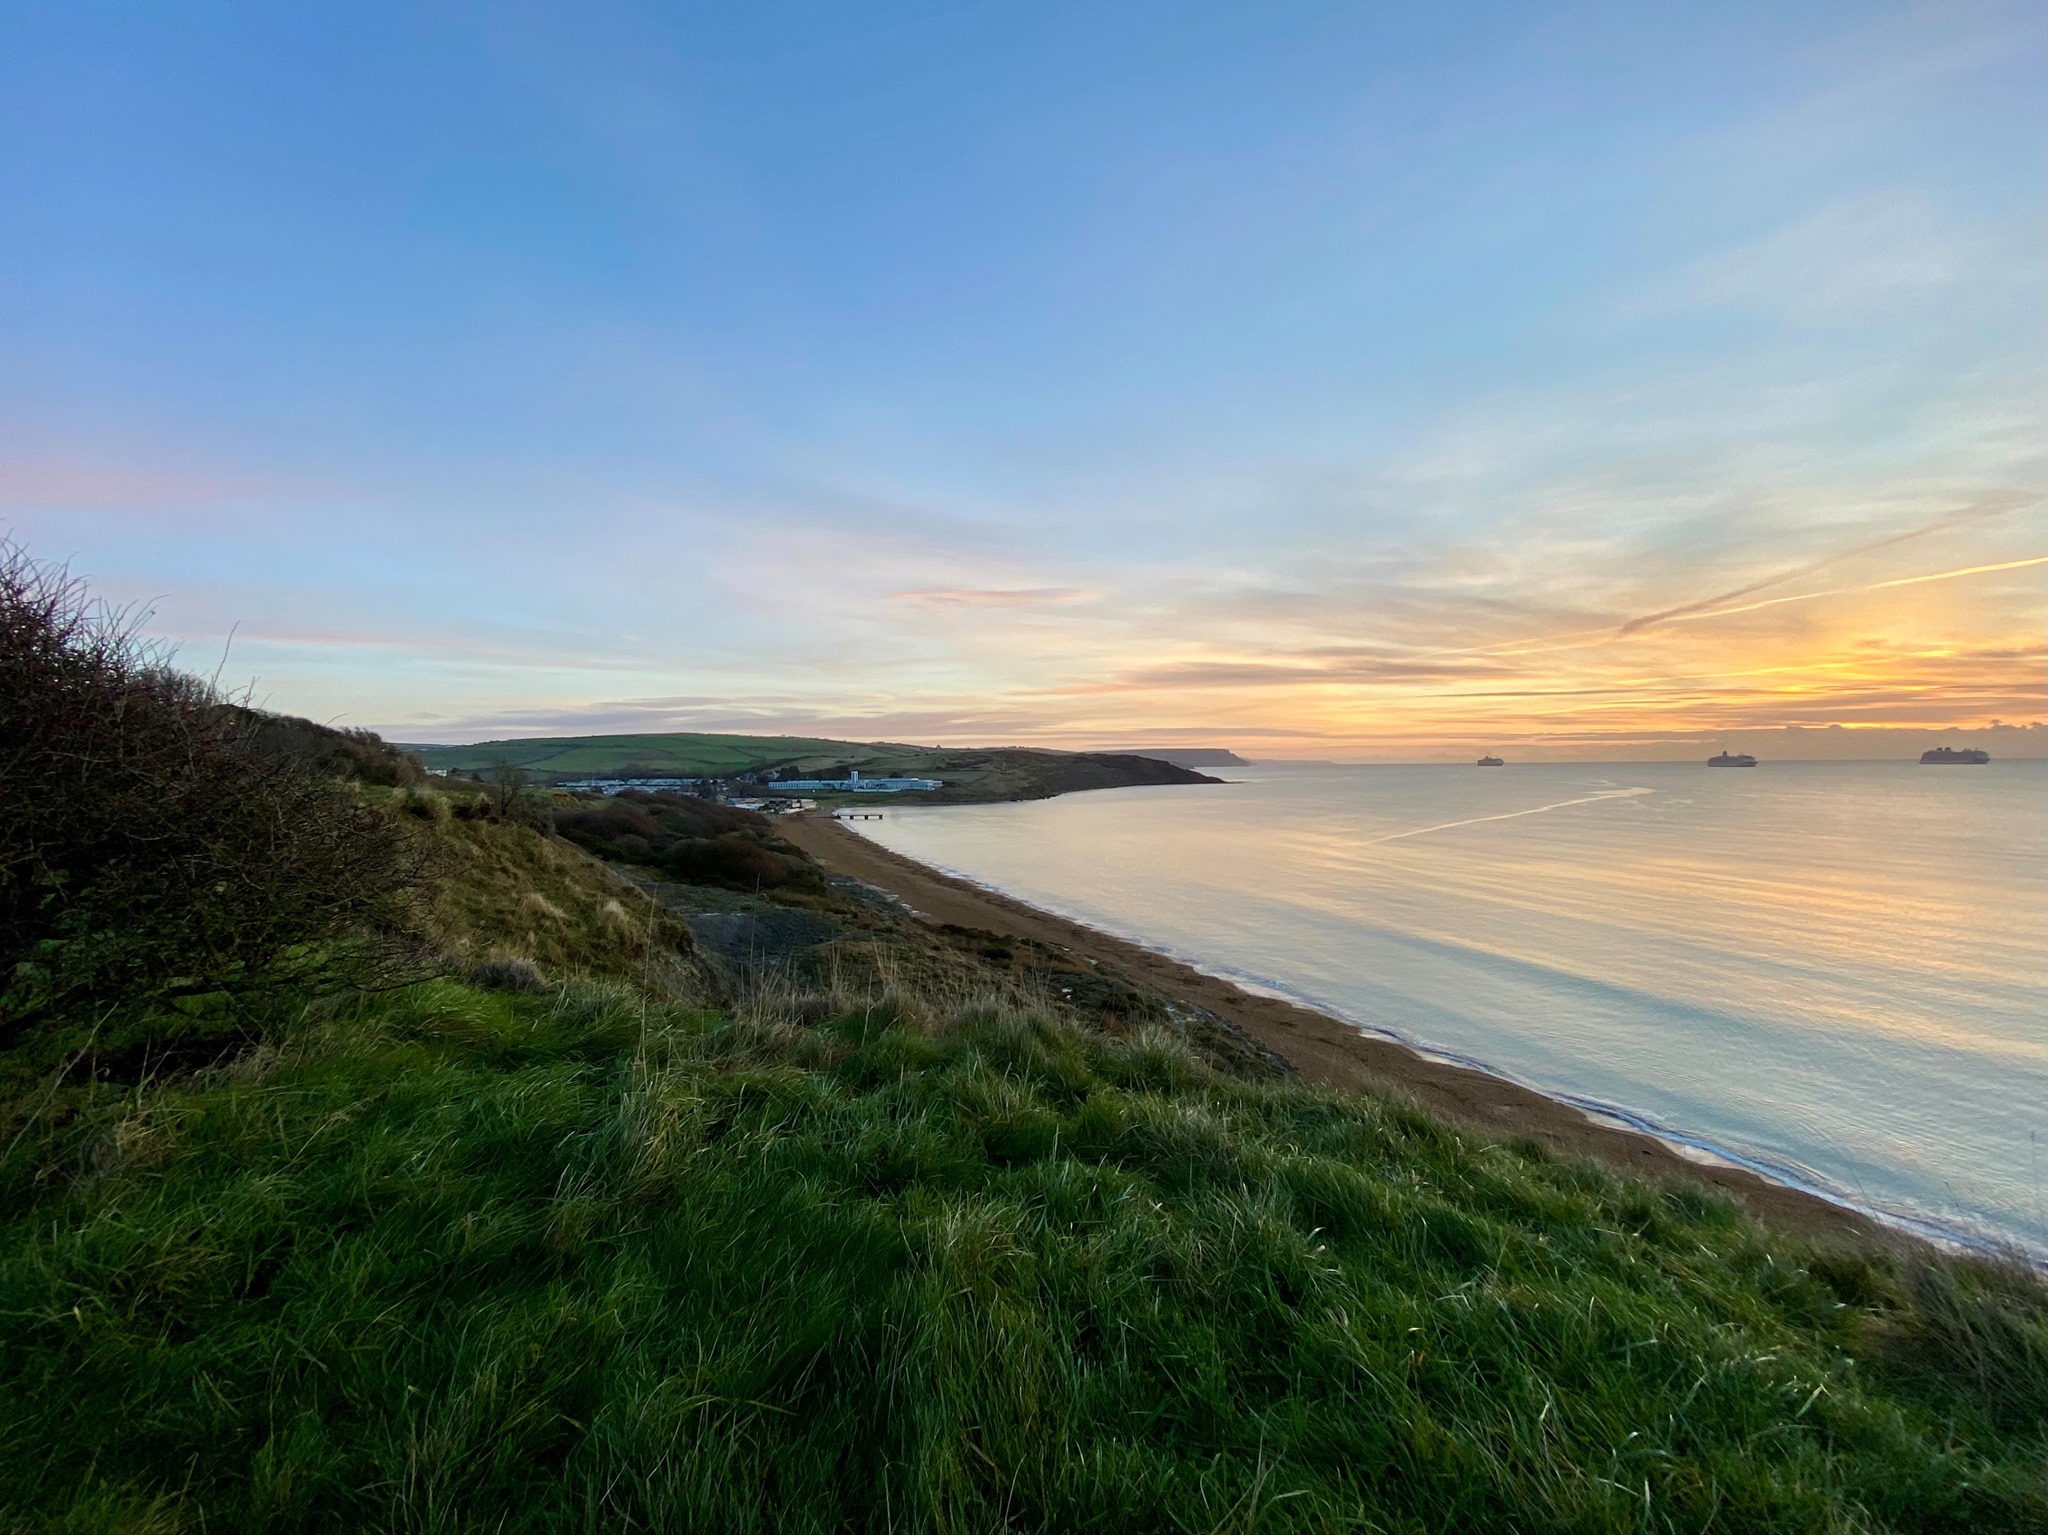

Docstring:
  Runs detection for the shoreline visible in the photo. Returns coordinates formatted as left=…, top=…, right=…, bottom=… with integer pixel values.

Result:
left=781, top=812, right=1908, bottom=1249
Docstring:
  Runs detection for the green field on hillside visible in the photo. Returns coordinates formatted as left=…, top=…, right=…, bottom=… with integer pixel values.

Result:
left=410, top=732, right=880, bottom=777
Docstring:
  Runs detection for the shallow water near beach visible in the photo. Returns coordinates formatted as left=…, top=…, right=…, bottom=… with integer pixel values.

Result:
left=853, top=761, right=2048, bottom=1255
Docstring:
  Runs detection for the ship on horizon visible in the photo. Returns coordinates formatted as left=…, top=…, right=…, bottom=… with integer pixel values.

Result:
left=1708, top=750, right=1757, bottom=767
left=1476, top=754, right=1504, bottom=767
left=1920, top=746, right=1990, bottom=765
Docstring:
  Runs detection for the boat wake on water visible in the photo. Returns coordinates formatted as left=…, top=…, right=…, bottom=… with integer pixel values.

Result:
left=1371, top=785, right=1653, bottom=844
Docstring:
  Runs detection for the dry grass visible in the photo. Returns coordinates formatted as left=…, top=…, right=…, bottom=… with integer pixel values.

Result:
left=387, top=789, right=706, bottom=997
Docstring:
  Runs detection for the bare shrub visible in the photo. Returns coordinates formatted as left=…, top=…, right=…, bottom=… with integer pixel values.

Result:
left=0, top=540, right=428, bottom=1043
left=553, top=793, right=819, bottom=893
left=486, top=762, right=553, bottom=830
left=394, top=788, right=448, bottom=824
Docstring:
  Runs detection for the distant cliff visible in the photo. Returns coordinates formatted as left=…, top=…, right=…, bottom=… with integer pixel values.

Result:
left=925, top=750, right=1220, bottom=802
left=1098, top=747, right=1248, bottom=768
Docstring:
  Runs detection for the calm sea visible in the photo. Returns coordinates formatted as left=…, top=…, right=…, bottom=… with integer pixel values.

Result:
left=852, top=761, right=2048, bottom=1256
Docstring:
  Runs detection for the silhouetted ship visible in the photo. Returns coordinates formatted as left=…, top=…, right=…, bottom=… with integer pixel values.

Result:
left=1476, top=755, right=1504, bottom=767
left=1920, top=747, right=1989, bottom=765
left=1707, top=751, right=1757, bottom=767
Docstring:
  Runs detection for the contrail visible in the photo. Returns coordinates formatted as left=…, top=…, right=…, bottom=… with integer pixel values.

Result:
left=1393, top=549, right=2046, bottom=666
left=1615, top=499, right=2032, bottom=636
left=1652, top=555, right=2048, bottom=626
left=1373, top=786, right=1652, bottom=844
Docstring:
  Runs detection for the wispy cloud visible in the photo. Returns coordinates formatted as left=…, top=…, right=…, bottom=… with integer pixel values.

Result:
left=889, top=586, right=1090, bottom=609
left=1644, top=555, right=2048, bottom=629
left=1685, top=191, right=1972, bottom=320
left=1616, top=499, right=2034, bottom=634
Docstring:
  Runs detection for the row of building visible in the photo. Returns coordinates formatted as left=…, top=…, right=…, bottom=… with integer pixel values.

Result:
left=556, top=767, right=942, bottom=799
left=765, top=769, right=943, bottom=793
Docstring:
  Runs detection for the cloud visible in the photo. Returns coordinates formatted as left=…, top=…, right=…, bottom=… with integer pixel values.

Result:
left=0, top=454, right=276, bottom=514
left=1686, top=190, right=1970, bottom=319
left=1614, top=498, right=2034, bottom=635
left=889, top=586, right=1090, bottom=609
left=1642, top=555, right=2048, bottom=630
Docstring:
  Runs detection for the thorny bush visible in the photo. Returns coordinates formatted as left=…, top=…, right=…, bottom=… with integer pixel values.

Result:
left=0, top=540, right=428, bottom=1056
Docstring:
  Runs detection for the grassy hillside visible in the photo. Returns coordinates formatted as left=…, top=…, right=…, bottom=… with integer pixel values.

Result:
left=4, top=970, right=2043, bottom=1532
left=406, top=732, right=1219, bottom=802
left=387, top=786, right=702, bottom=989
left=410, top=731, right=864, bottom=777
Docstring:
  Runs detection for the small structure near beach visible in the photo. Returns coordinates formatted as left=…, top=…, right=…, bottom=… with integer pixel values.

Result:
left=771, top=768, right=942, bottom=793
left=558, top=776, right=700, bottom=795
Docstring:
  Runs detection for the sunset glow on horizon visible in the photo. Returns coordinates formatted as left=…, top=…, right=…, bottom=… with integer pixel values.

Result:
left=5, top=2, right=2041, bottom=759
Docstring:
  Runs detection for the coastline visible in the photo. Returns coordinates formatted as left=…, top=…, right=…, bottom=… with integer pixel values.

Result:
left=782, top=811, right=1903, bottom=1248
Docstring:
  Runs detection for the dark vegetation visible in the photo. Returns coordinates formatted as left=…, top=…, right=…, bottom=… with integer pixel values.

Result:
left=555, top=792, right=822, bottom=894
left=2, top=540, right=2044, bottom=1531
left=0, top=542, right=426, bottom=1075
left=232, top=705, right=426, bottom=787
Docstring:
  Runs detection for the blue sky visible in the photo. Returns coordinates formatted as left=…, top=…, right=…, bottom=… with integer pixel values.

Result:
left=4, top=1, right=2042, bottom=755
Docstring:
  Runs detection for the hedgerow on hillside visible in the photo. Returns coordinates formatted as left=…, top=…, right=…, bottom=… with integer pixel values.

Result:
left=0, top=540, right=426, bottom=1067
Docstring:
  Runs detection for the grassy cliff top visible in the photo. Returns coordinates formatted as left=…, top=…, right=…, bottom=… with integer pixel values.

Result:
left=409, top=731, right=874, bottom=776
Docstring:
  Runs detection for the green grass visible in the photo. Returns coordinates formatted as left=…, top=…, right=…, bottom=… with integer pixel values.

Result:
left=3, top=978, right=2041, bottom=1533
left=387, top=787, right=699, bottom=986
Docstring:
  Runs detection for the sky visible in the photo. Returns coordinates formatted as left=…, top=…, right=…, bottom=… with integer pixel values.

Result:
left=4, top=0, right=2043, bottom=759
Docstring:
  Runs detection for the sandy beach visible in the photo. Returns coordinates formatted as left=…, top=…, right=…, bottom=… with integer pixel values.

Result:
left=782, top=811, right=1895, bottom=1246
